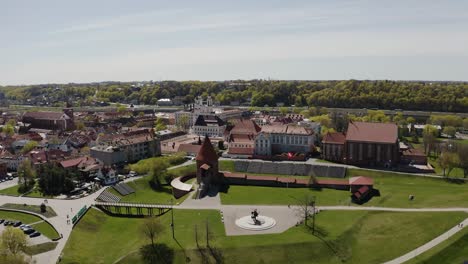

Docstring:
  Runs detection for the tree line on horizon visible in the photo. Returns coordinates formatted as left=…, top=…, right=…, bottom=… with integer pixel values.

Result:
left=1, top=80, right=467, bottom=112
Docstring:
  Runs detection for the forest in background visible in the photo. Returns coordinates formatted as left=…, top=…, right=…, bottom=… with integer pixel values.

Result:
left=0, top=80, right=467, bottom=112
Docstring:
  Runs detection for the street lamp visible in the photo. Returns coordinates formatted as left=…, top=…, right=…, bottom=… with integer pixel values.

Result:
left=170, top=198, right=175, bottom=239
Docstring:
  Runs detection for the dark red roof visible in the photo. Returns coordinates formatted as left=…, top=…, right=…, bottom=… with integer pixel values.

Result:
left=316, top=179, right=349, bottom=185
left=346, top=122, right=398, bottom=144
left=322, top=132, right=346, bottom=144
left=230, top=119, right=261, bottom=134
left=349, top=176, right=374, bottom=186
left=177, top=144, right=201, bottom=154
left=23, top=111, right=68, bottom=120
left=196, top=136, right=218, bottom=163
left=223, top=172, right=247, bottom=179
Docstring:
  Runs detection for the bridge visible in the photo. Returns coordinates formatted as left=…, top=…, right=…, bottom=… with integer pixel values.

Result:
left=94, top=201, right=172, bottom=216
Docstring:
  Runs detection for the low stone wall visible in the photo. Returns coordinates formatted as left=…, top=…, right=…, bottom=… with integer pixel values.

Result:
left=233, top=160, right=346, bottom=178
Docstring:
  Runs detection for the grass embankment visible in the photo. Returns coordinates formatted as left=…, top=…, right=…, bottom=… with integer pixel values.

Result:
left=0, top=210, right=60, bottom=239
left=61, top=207, right=467, bottom=264
left=24, top=242, right=58, bottom=255
left=109, top=163, right=198, bottom=204
left=406, top=225, right=468, bottom=264
left=1, top=203, right=57, bottom=218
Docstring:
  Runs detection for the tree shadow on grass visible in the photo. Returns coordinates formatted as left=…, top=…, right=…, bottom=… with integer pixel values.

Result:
left=444, top=178, right=466, bottom=185
left=304, top=224, right=349, bottom=262
left=140, top=243, right=174, bottom=264
left=148, top=182, right=174, bottom=194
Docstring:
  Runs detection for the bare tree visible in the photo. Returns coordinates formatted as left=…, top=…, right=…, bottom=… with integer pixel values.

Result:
left=292, top=195, right=317, bottom=233
left=141, top=217, right=163, bottom=249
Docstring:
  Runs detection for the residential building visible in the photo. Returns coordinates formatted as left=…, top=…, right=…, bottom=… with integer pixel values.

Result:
left=90, top=128, right=161, bottom=165
left=254, top=125, right=316, bottom=156
left=226, top=119, right=261, bottom=158
left=192, top=115, right=226, bottom=137
left=22, top=108, right=74, bottom=131
left=321, top=132, right=346, bottom=163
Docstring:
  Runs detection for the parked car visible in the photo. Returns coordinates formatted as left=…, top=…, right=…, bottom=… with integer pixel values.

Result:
left=23, top=228, right=35, bottom=235
left=29, top=232, right=41, bottom=238
left=128, top=171, right=138, bottom=177
left=20, top=224, right=31, bottom=230
left=13, top=221, right=22, bottom=227
left=0, top=219, right=4, bottom=224
left=4, top=220, right=11, bottom=226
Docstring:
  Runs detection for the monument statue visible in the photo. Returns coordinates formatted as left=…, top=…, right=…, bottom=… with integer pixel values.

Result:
left=251, top=209, right=259, bottom=225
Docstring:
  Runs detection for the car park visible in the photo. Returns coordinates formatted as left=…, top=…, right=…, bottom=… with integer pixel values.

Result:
left=29, top=231, right=41, bottom=238
left=13, top=221, right=22, bottom=227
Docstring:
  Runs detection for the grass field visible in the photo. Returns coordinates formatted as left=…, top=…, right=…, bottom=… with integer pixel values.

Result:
left=0, top=210, right=60, bottom=239
left=220, top=168, right=468, bottom=208
left=61, top=207, right=467, bottom=264
left=406, top=225, right=468, bottom=264
left=1, top=203, right=57, bottom=218
left=221, top=185, right=351, bottom=206
left=0, top=184, right=53, bottom=198
left=347, top=169, right=468, bottom=208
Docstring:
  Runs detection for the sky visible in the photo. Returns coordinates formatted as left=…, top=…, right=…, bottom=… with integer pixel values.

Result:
left=1, top=0, right=468, bottom=85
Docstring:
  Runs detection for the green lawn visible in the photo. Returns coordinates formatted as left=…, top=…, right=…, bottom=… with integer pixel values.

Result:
left=1, top=203, right=57, bottom=218
left=61, top=207, right=467, bottom=264
left=0, top=184, right=53, bottom=198
left=221, top=185, right=351, bottom=206
left=347, top=169, right=468, bottom=208
left=0, top=210, right=60, bottom=239
left=220, top=169, right=468, bottom=208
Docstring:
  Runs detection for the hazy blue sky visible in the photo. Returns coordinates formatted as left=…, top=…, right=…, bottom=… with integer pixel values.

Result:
left=2, top=0, right=468, bottom=85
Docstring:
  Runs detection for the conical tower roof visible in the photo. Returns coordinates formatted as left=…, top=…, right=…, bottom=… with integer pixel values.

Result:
left=196, top=135, right=218, bottom=163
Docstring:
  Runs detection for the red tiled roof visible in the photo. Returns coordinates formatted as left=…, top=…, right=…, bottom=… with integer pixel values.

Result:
left=349, top=176, right=374, bottom=186
left=223, top=172, right=247, bottom=179
left=196, top=136, right=218, bottom=163
left=200, top=163, right=211, bottom=170
left=357, top=185, right=370, bottom=194
left=230, top=119, right=261, bottom=134
left=316, top=179, right=349, bottom=185
left=177, top=144, right=201, bottom=154
left=322, top=132, right=346, bottom=144
left=346, top=122, right=398, bottom=144
left=60, top=156, right=95, bottom=168
left=23, top=112, right=69, bottom=120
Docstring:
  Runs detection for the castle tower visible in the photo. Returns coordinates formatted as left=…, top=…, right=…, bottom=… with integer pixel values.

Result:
left=195, top=135, right=220, bottom=198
